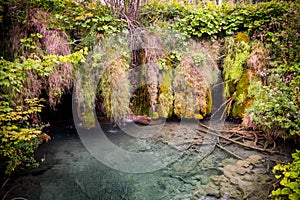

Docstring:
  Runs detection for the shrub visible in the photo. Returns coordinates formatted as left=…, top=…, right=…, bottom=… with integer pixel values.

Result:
left=247, top=62, right=300, bottom=138
left=272, top=150, right=300, bottom=200
left=0, top=98, right=50, bottom=174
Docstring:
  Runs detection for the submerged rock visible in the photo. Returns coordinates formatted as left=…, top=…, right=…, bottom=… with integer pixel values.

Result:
left=193, top=155, right=271, bottom=199
left=198, top=193, right=230, bottom=200
left=247, top=154, right=263, bottom=165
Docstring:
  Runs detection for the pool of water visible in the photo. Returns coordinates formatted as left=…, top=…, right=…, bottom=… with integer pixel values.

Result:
left=2, top=118, right=288, bottom=200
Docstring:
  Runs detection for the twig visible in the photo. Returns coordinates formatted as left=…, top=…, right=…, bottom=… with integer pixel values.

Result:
left=253, top=132, right=259, bottom=146
left=216, top=144, right=244, bottom=160
left=212, top=79, right=232, bottom=88
left=210, top=98, right=232, bottom=119
left=221, top=98, right=233, bottom=120
left=199, top=122, right=218, bottom=132
left=197, top=127, right=278, bottom=154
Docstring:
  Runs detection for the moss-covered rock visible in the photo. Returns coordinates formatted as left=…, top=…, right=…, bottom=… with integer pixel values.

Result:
left=227, top=70, right=262, bottom=118
left=205, top=89, right=213, bottom=116
left=223, top=36, right=266, bottom=119
left=82, top=109, right=96, bottom=129
left=157, top=66, right=174, bottom=118
left=173, top=59, right=208, bottom=119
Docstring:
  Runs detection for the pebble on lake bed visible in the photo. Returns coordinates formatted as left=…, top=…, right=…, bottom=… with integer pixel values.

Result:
left=193, top=154, right=270, bottom=199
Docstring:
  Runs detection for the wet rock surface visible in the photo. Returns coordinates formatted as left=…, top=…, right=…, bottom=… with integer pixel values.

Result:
left=192, top=155, right=271, bottom=199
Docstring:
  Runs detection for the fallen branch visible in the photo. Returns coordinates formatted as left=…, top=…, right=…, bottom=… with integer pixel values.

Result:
left=221, top=98, right=233, bottom=120
left=199, top=122, right=221, bottom=133
left=196, top=127, right=278, bottom=154
left=216, top=144, right=244, bottom=160
left=211, top=97, right=232, bottom=119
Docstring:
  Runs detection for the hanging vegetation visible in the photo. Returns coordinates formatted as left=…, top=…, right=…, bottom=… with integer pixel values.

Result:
left=100, top=56, right=131, bottom=121
left=5, top=8, right=76, bottom=108
left=0, top=1, right=86, bottom=174
left=157, top=57, right=174, bottom=118
left=0, top=50, right=85, bottom=174
left=74, top=33, right=131, bottom=128
left=144, top=32, right=164, bottom=116
left=222, top=33, right=258, bottom=118
left=128, top=28, right=219, bottom=119
left=75, top=27, right=219, bottom=124
left=128, top=28, right=165, bottom=116
left=173, top=43, right=218, bottom=119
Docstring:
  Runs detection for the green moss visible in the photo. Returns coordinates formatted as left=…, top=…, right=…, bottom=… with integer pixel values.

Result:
left=132, top=84, right=151, bottom=116
left=100, top=55, right=131, bottom=120
left=158, top=67, right=174, bottom=118
left=223, top=38, right=251, bottom=100
left=205, top=89, right=213, bottom=115
left=231, top=70, right=261, bottom=118
left=234, top=32, right=250, bottom=44
left=223, top=37, right=254, bottom=118
left=82, top=109, right=96, bottom=129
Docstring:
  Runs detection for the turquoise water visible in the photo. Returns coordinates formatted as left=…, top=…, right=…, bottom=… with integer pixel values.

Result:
left=3, top=120, right=235, bottom=200
left=2, top=118, right=281, bottom=200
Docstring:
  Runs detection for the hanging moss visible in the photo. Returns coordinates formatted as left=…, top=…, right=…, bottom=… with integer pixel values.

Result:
left=223, top=39, right=251, bottom=84
left=223, top=36, right=269, bottom=119
left=157, top=65, right=174, bottom=118
left=82, top=108, right=96, bottom=129
left=100, top=56, right=131, bottom=120
left=129, top=30, right=165, bottom=117
left=231, top=70, right=262, bottom=118
left=223, top=36, right=252, bottom=117
left=205, top=88, right=213, bottom=116
left=131, top=84, right=151, bottom=116
left=128, top=30, right=219, bottom=120
left=130, top=57, right=152, bottom=116
left=75, top=57, right=97, bottom=129
left=173, top=59, right=207, bottom=118
left=171, top=42, right=218, bottom=119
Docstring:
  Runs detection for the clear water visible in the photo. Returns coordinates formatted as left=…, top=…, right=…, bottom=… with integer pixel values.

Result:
left=3, top=121, right=217, bottom=199
left=2, top=119, right=278, bottom=200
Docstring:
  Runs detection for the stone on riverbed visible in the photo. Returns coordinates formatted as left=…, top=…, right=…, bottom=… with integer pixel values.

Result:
left=192, top=154, right=271, bottom=199
left=247, top=154, right=263, bottom=165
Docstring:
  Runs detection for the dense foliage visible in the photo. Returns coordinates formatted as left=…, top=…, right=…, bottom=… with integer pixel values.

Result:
left=272, top=150, right=300, bottom=200
left=142, top=1, right=300, bottom=139
left=0, top=98, right=47, bottom=174
left=142, top=1, right=293, bottom=39
left=0, top=51, right=85, bottom=174
left=1, top=4, right=299, bottom=197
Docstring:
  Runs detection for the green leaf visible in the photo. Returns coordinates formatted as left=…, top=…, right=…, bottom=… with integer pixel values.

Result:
left=281, top=187, right=291, bottom=195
